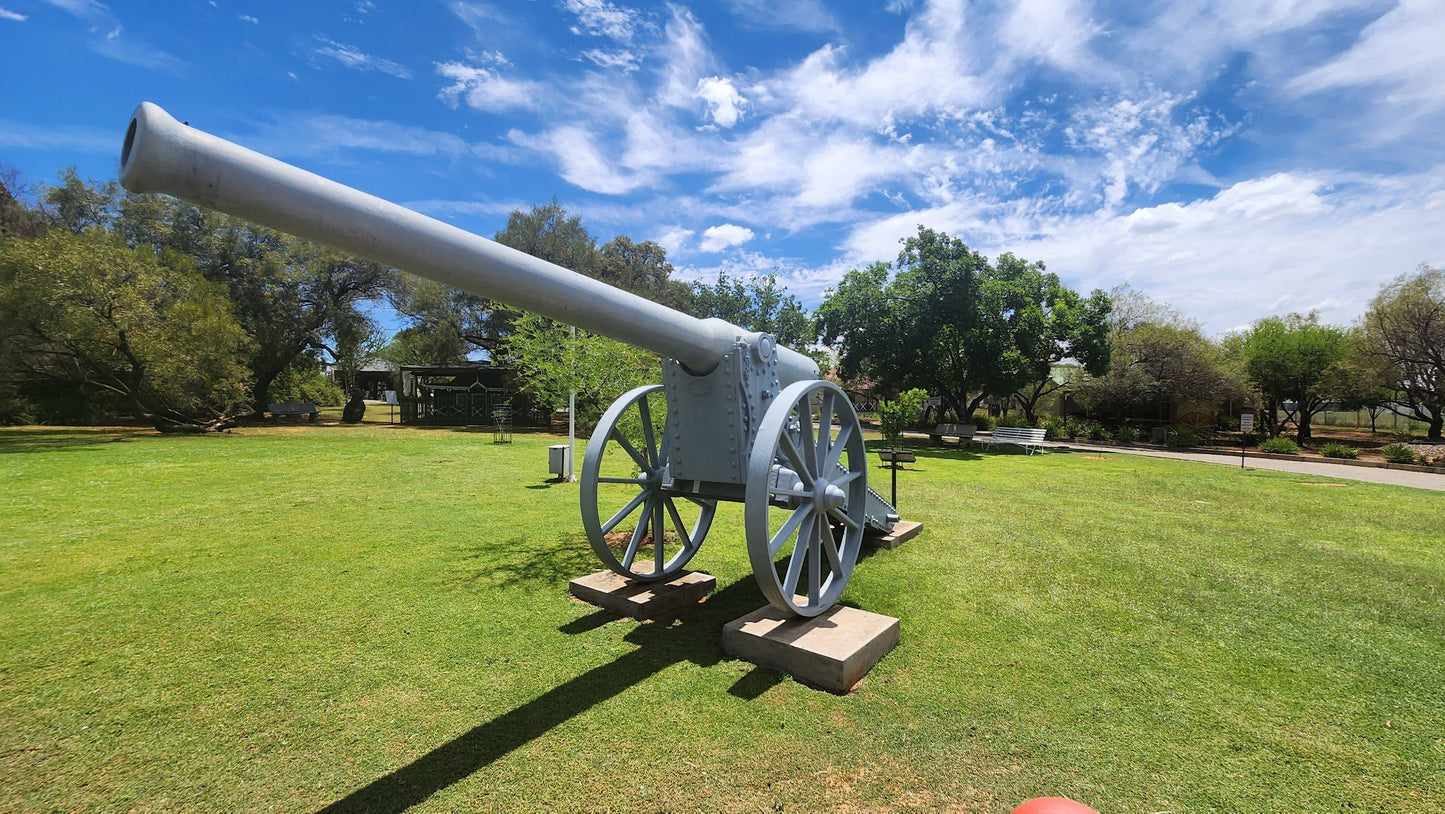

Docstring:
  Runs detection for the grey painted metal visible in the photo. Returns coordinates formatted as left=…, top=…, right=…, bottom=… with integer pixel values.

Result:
left=580, top=385, right=716, bottom=582
left=118, top=102, right=818, bottom=383
left=745, top=380, right=867, bottom=616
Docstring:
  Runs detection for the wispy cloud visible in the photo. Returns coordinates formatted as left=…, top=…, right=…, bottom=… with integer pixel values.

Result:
left=0, top=6, right=28, bottom=21
left=561, top=0, right=644, bottom=43
left=313, top=36, right=412, bottom=79
left=39, top=0, right=183, bottom=70
left=436, top=58, right=543, bottom=113
left=699, top=223, right=755, bottom=252
left=722, top=0, right=839, bottom=33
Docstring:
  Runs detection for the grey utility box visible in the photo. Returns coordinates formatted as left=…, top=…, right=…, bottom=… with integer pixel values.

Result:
left=548, top=444, right=571, bottom=478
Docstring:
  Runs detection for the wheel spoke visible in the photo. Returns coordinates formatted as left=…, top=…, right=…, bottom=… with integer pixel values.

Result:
left=597, top=476, right=647, bottom=485
left=797, top=400, right=815, bottom=475
left=782, top=513, right=813, bottom=598
left=828, top=506, right=861, bottom=532
left=778, top=433, right=815, bottom=487
left=611, top=427, right=648, bottom=471
left=829, top=469, right=862, bottom=488
left=816, top=392, right=834, bottom=471
left=770, top=487, right=813, bottom=500
left=601, top=490, right=649, bottom=534
left=823, top=422, right=854, bottom=474
left=682, top=495, right=712, bottom=508
left=808, top=512, right=822, bottom=605
left=769, top=506, right=812, bottom=557
left=621, top=497, right=653, bottom=568
left=821, top=520, right=843, bottom=574
left=653, top=499, right=666, bottom=572
left=637, top=395, right=658, bottom=466
left=664, top=497, right=693, bottom=547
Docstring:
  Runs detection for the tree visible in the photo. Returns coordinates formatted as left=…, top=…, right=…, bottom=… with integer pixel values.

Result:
left=115, top=193, right=394, bottom=415
left=500, top=312, right=656, bottom=431
left=816, top=226, right=1100, bottom=420
left=1361, top=266, right=1444, bottom=439
left=1238, top=313, right=1349, bottom=442
left=43, top=167, right=119, bottom=234
left=878, top=388, right=929, bottom=450
left=0, top=230, right=252, bottom=432
left=1075, top=291, right=1239, bottom=420
left=599, top=236, right=695, bottom=314
left=1, top=166, right=50, bottom=240
left=1332, top=328, right=1396, bottom=433
left=691, top=271, right=811, bottom=348
left=999, top=254, right=1112, bottom=422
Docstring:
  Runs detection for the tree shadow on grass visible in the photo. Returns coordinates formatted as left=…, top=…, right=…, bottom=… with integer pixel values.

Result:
left=315, top=576, right=770, bottom=814
left=0, top=428, right=146, bottom=455
left=436, top=534, right=600, bottom=592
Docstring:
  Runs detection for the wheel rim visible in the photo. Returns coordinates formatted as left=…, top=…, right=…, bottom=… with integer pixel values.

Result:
left=746, top=380, right=867, bottom=616
left=581, top=385, right=716, bottom=582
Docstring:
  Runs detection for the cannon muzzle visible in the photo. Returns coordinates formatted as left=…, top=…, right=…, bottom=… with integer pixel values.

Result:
left=119, top=102, right=818, bottom=382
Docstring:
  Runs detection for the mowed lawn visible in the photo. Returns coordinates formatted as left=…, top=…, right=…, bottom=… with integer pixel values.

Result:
left=1, top=422, right=1441, bottom=813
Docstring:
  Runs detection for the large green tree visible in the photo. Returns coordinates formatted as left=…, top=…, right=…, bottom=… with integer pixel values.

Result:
left=816, top=226, right=1106, bottom=417
left=1237, top=313, right=1349, bottom=442
left=1361, top=266, right=1444, bottom=439
left=500, top=312, right=656, bottom=431
left=691, top=271, right=811, bottom=349
left=0, top=230, right=252, bottom=432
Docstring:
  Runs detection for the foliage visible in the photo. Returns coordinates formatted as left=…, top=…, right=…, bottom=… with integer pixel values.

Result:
left=816, top=226, right=1109, bottom=421
left=994, top=413, right=1032, bottom=428
left=1115, top=424, right=1138, bottom=444
left=379, top=324, right=469, bottom=367
left=692, top=271, right=811, bottom=349
left=969, top=411, right=995, bottom=431
left=1380, top=442, right=1418, bottom=464
left=1319, top=442, right=1358, bottom=460
left=877, top=388, right=928, bottom=449
left=267, top=358, right=344, bottom=407
left=1166, top=426, right=1201, bottom=448
left=1038, top=415, right=1067, bottom=440
left=1074, top=287, right=1241, bottom=420
left=1, top=166, right=50, bottom=240
left=1260, top=436, right=1300, bottom=454
left=1236, top=313, right=1349, bottom=442
left=0, top=230, right=252, bottom=432
left=1086, top=421, right=1109, bottom=441
left=500, top=312, right=657, bottom=431
left=1361, top=266, right=1444, bottom=439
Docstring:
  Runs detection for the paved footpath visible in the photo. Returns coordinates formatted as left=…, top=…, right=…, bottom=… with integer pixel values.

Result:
left=1044, top=441, right=1445, bottom=492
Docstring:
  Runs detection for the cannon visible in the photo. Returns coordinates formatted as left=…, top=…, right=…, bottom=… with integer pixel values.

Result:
left=118, top=102, right=901, bottom=617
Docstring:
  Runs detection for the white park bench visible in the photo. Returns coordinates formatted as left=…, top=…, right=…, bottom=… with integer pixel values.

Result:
left=929, top=423, right=977, bottom=446
left=982, top=426, right=1047, bottom=455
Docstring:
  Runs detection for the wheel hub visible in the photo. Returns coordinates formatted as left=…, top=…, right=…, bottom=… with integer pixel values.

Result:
left=810, top=476, right=847, bottom=513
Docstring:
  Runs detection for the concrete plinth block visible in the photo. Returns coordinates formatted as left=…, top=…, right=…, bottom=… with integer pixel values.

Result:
left=722, top=605, right=900, bottom=693
left=568, top=569, right=715, bottom=620
left=868, top=519, right=923, bottom=550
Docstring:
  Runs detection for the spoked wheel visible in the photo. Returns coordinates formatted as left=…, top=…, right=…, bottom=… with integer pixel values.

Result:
left=581, top=385, right=716, bottom=582
left=745, top=380, right=867, bottom=617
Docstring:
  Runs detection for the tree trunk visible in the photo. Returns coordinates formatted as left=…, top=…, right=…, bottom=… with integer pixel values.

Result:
left=1430, top=412, right=1443, bottom=441
left=252, top=369, right=278, bottom=417
left=1297, top=409, right=1313, bottom=443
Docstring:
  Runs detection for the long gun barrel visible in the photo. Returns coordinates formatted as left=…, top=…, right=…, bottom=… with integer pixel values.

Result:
left=118, top=102, right=818, bottom=383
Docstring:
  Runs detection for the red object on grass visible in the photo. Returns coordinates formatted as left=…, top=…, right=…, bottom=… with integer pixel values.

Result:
left=1012, top=797, right=1099, bottom=814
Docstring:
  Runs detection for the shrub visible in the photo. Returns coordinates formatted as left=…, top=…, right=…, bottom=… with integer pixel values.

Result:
left=969, top=411, right=994, bottom=431
left=1166, top=426, right=1201, bottom=448
left=1038, top=416, right=1068, bottom=440
left=1319, top=442, right=1358, bottom=459
left=1085, top=421, right=1108, bottom=441
left=1380, top=443, right=1417, bottom=464
left=1260, top=436, right=1300, bottom=454
left=1115, top=424, right=1138, bottom=444
left=995, top=413, right=1031, bottom=429
left=270, top=362, right=345, bottom=407
left=1062, top=417, right=1086, bottom=438
left=878, top=388, right=929, bottom=449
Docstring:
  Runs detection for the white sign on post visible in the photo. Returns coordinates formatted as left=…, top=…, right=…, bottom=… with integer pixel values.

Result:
left=1240, top=413, right=1254, bottom=433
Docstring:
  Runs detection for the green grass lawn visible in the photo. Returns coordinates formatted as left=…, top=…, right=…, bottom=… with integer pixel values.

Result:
left=1, top=423, right=1441, bottom=813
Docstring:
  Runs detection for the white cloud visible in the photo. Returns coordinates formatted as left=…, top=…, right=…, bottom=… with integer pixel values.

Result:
left=653, top=226, right=694, bottom=255
left=0, top=120, right=114, bottom=153
left=40, top=0, right=182, bottom=69
left=723, top=0, right=839, bottom=33
left=1290, top=0, right=1445, bottom=115
left=533, top=126, right=646, bottom=194
left=562, top=0, right=642, bottom=42
left=436, top=60, right=542, bottom=112
left=581, top=48, right=639, bottom=71
left=695, top=76, right=746, bottom=128
left=238, top=14, right=258, bottom=24
left=0, top=6, right=28, bottom=21
left=314, top=37, right=412, bottom=79
left=699, top=223, right=756, bottom=252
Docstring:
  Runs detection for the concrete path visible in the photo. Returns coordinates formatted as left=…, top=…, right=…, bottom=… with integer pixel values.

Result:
left=1047, top=441, right=1445, bottom=492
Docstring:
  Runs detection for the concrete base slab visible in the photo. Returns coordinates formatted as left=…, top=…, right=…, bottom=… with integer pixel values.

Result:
left=569, top=569, right=715, bottom=620
left=868, top=519, right=923, bottom=550
left=722, top=605, right=900, bottom=693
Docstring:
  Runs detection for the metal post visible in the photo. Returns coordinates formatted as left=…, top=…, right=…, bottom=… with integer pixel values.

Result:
left=568, top=325, right=577, bottom=483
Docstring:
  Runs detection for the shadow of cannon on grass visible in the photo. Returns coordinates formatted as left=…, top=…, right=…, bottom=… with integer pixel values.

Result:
left=315, top=575, right=774, bottom=814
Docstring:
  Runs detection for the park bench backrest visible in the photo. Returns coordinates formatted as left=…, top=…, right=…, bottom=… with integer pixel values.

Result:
left=991, top=426, right=1046, bottom=443
left=268, top=403, right=318, bottom=415
left=933, top=423, right=977, bottom=438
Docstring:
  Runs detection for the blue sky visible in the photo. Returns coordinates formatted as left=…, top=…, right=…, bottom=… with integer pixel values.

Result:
left=2, top=0, right=1442, bottom=335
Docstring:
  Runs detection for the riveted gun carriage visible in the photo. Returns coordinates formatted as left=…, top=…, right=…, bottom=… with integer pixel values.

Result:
left=118, top=103, right=901, bottom=617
